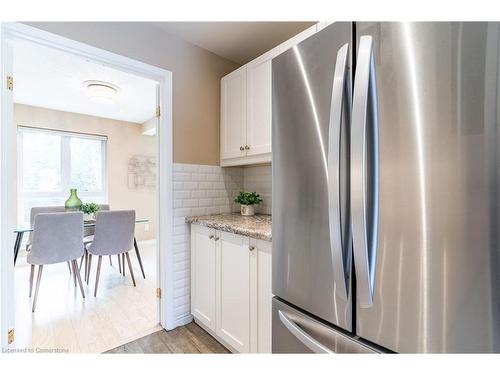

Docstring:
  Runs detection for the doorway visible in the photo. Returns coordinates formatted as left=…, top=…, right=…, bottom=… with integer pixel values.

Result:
left=0, top=22, right=174, bottom=352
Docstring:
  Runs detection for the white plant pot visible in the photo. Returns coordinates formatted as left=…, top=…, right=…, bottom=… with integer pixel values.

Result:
left=84, top=213, right=95, bottom=221
left=240, top=204, right=255, bottom=216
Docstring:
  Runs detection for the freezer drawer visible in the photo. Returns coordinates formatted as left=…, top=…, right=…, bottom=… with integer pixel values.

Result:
left=272, top=298, right=379, bottom=353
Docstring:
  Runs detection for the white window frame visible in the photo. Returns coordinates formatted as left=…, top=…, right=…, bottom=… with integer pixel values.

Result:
left=17, top=126, right=108, bottom=225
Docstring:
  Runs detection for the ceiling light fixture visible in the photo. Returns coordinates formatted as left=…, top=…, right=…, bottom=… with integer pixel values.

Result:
left=83, top=80, right=120, bottom=104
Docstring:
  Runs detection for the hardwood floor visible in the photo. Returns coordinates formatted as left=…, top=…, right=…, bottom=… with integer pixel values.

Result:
left=105, top=322, right=230, bottom=354
left=13, top=241, right=158, bottom=353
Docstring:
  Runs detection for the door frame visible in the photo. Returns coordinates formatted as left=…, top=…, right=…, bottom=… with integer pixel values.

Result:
left=0, top=22, right=175, bottom=349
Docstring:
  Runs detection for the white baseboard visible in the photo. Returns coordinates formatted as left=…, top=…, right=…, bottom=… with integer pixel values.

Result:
left=169, top=313, right=193, bottom=330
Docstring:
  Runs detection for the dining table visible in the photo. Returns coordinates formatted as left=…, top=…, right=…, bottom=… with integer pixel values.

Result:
left=13, top=218, right=148, bottom=279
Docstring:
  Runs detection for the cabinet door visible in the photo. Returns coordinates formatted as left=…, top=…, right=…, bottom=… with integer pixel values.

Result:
left=221, top=66, right=247, bottom=160
left=278, top=24, right=317, bottom=54
left=256, top=239, right=272, bottom=353
left=216, top=231, right=252, bottom=352
left=190, top=225, right=216, bottom=331
left=246, top=47, right=279, bottom=157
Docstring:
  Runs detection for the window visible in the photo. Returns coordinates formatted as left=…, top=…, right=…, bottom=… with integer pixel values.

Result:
left=18, top=127, right=107, bottom=224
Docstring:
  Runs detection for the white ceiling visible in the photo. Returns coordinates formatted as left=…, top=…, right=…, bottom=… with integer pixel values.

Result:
left=152, top=22, right=316, bottom=64
left=13, top=39, right=158, bottom=124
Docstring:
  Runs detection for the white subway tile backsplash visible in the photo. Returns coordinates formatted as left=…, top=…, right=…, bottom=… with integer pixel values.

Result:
left=171, top=163, right=271, bottom=328
left=171, top=163, right=244, bottom=326
left=243, top=165, right=272, bottom=215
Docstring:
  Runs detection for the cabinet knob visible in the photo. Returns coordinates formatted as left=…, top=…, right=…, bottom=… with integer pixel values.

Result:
left=209, top=235, right=214, bottom=239
left=215, top=237, right=220, bottom=241
left=245, top=145, right=250, bottom=150
left=249, top=245, right=255, bottom=251
left=240, top=146, right=244, bottom=151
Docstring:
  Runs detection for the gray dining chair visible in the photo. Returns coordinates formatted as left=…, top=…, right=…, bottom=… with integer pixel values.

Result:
left=28, top=206, right=72, bottom=274
left=27, top=212, right=85, bottom=312
left=85, top=210, right=136, bottom=297
left=81, top=204, right=111, bottom=269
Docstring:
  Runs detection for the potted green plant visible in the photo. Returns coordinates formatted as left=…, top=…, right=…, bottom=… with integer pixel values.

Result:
left=80, top=202, right=100, bottom=221
left=234, top=191, right=263, bottom=216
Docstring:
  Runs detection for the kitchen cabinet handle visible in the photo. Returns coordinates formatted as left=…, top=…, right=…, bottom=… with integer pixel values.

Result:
left=214, top=237, right=219, bottom=241
left=351, top=35, right=379, bottom=308
left=245, top=145, right=250, bottom=150
left=240, top=146, right=245, bottom=151
left=278, top=310, right=333, bottom=353
left=249, top=245, right=255, bottom=251
left=327, top=42, right=352, bottom=302
left=209, top=235, right=214, bottom=240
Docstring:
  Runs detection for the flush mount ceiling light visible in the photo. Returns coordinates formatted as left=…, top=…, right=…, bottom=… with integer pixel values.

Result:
left=82, top=80, right=120, bottom=104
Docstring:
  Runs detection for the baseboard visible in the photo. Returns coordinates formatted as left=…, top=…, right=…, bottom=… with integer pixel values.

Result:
left=170, top=313, right=193, bottom=330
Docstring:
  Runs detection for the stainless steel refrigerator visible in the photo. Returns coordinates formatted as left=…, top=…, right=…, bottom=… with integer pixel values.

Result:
left=272, top=22, right=500, bottom=353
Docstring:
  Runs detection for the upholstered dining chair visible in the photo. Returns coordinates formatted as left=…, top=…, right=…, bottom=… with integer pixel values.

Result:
left=81, top=204, right=111, bottom=270
left=28, top=206, right=72, bottom=274
left=27, top=212, right=85, bottom=312
left=85, top=210, right=136, bottom=297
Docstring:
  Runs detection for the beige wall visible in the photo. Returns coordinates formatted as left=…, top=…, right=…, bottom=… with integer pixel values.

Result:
left=15, top=104, right=157, bottom=241
left=24, top=22, right=240, bottom=166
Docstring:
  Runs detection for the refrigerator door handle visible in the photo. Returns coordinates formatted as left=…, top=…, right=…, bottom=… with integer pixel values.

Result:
left=351, top=35, right=379, bottom=308
left=327, top=43, right=351, bottom=301
left=278, top=310, right=333, bottom=353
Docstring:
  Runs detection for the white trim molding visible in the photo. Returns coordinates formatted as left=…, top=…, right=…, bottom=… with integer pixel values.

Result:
left=0, top=22, right=174, bottom=349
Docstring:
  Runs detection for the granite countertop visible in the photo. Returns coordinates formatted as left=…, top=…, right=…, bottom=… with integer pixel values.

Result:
left=185, top=213, right=272, bottom=241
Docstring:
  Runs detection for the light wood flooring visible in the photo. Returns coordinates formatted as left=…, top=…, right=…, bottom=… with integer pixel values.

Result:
left=13, top=241, right=158, bottom=353
left=106, top=322, right=230, bottom=354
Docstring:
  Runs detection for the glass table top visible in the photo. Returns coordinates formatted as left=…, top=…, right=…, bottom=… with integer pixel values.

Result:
left=14, top=219, right=149, bottom=233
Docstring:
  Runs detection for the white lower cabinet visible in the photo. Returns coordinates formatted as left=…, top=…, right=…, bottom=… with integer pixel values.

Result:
left=190, top=224, right=272, bottom=353
left=190, top=226, right=217, bottom=331
left=216, top=231, right=252, bottom=352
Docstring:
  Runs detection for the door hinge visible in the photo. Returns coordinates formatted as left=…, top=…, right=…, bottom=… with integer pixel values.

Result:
left=7, top=329, right=14, bottom=344
left=156, top=106, right=161, bottom=117
left=6, top=76, right=13, bottom=91
left=156, top=288, right=161, bottom=299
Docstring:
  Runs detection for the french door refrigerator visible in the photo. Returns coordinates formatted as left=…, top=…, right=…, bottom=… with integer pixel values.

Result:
left=272, top=22, right=500, bottom=353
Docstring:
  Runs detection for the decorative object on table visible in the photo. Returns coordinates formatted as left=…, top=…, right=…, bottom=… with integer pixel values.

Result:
left=234, top=191, right=263, bottom=216
left=80, top=202, right=101, bottom=221
left=128, top=155, right=156, bottom=191
left=65, top=188, right=82, bottom=211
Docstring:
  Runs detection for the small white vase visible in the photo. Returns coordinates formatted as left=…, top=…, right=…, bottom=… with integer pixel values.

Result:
left=240, top=204, right=255, bottom=216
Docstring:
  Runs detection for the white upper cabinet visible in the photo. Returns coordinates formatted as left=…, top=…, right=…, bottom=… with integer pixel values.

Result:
left=316, top=21, right=334, bottom=32
left=246, top=47, right=279, bottom=157
left=221, top=66, right=247, bottom=160
left=220, top=23, right=321, bottom=166
left=278, top=24, right=317, bottom=54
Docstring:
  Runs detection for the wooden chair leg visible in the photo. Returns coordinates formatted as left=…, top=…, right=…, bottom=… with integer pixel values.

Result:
left=86, top=253, right=92, bottom=285
left=94, top=256, right=102, bottom=297
left=72, top=259, right=85, bottom=299
left=67, top=261, right=72, bottom=275
left=29, top=264, right=35, bottom=298
left=32, top=265, right=43, bottom=312
left=118, top=254, right=122, bottom=274
left=125, top=252, right=136, bottom=287
left=109, top=255, right=112, bottom=266
left=122, top=253, right=126, bottom=276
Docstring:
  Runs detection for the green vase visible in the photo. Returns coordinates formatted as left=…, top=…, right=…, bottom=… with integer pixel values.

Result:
left=65, top=188, right=82, bottom=211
